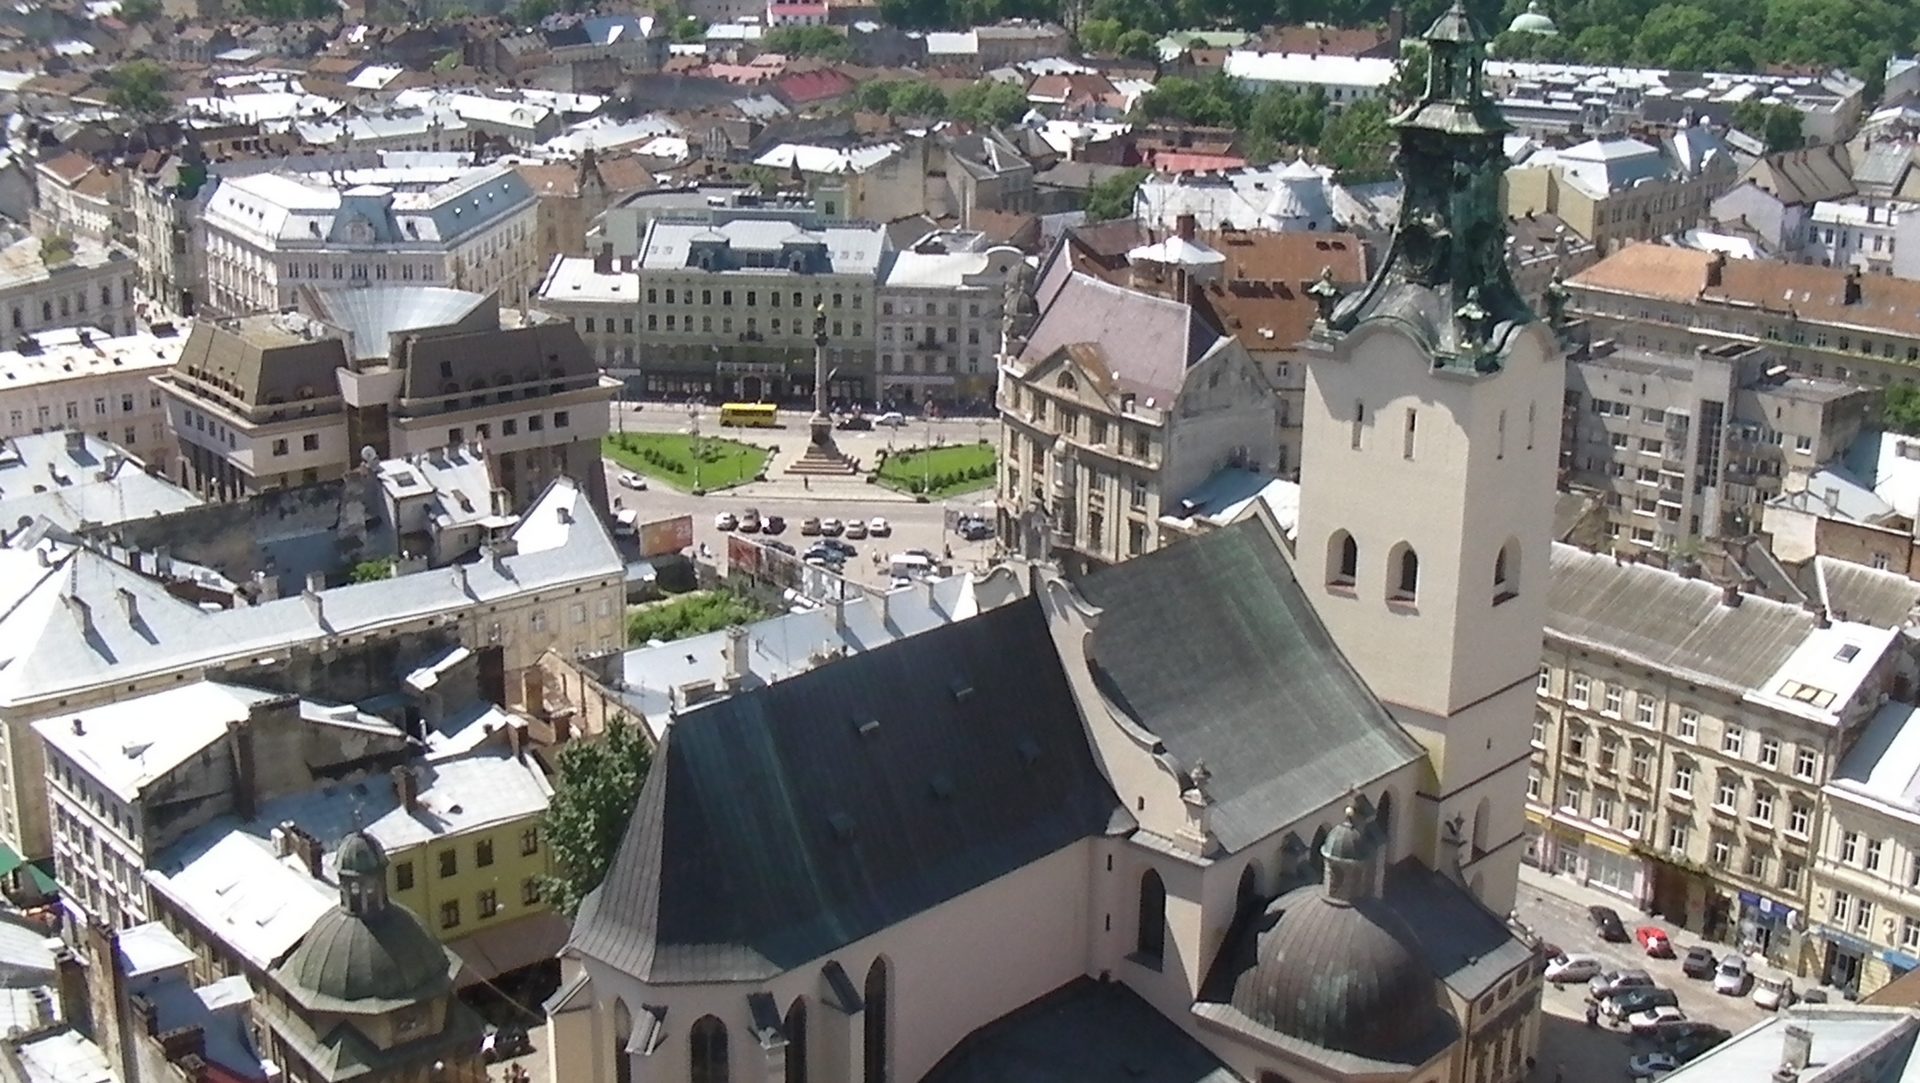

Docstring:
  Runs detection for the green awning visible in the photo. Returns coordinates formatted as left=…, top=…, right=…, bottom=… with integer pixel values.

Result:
left=0, top=842, right=24, bottom=879
left=22, top=859, right=55, bottom=896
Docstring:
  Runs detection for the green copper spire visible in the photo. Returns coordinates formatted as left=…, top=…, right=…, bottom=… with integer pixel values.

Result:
left=1329, top=0, right=1529, bottom=372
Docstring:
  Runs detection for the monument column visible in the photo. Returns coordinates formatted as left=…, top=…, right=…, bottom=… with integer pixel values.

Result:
left=788, top=305, right=857, bottom=476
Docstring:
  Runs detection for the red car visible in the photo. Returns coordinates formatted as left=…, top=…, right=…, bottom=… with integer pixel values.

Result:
left=1635, top=926, right=1675, bottom=958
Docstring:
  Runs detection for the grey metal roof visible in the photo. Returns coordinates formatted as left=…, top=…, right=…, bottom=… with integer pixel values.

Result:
left=1076, top=519, right=1424, bottom=852
left=566, top=597, right=1118, bottom=983
left=1547, top=543, right=1815, bottom=694
left=1018, top=269, right=1226, bottom=403
left=1817, top=557, right=1920, bottom=630
left=1381, top=860, right=1537, bottom=998
left=922, top=978, right=1241, bottom=1083
left=638, top=213, right=888, bottom=275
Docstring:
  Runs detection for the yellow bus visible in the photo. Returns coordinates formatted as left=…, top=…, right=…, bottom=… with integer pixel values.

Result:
left=719, top=403, right=780, bottom=427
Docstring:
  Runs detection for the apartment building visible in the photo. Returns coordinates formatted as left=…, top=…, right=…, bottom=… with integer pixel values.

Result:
left=0, top=324, right=184, bottom=472
left=1562, top=339, right=1874, bottom=549
left=1805, top=200, right=1903, bottom=274
left=876, top=236, right=1021, bottom=410
left=31, top=152, right=119, bottom=243
left=532, top=251, right=638, bottom=378
left=1567, top=245, right=1920, bottom=390
left=0, top=233, right=138, bottom=339
left=997, top=224, right=1280, bottom=572
left=1530, top=545, right=1901, bottom=975
left=198, top=160, right=539, bottom=318
left=157, top=287, right=616, bottom=509
left=630, top=205, right=887, bottom=403
left=128, top=147, right=211, bottom=319
left=1503, top=127, right=1738, bottom=253
left=0, top=474, right=621, bottom=861
left=1817, top=701, right=1920, bottom=996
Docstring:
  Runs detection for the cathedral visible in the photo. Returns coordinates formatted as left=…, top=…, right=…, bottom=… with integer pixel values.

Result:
left=548, top=6, right=1563, bottom=1082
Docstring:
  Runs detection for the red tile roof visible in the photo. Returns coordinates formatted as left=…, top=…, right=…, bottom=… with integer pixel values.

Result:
left=775, top=67, right=855, bottom=105
left=1149, top=150, right=1248, bottom=174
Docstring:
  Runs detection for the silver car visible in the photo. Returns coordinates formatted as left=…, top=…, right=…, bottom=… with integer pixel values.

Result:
left=1589, top=968, right=1655, bottom=1000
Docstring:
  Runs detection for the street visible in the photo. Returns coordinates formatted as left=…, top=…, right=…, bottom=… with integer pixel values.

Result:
left=1515, top=866, right=1772, bottom=1082
left=605, top=402, right=1002, bottom=593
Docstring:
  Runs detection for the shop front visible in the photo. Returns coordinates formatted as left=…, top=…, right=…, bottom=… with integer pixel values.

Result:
left=1735, top=890, right=1802, bottom=971
left=1529, top=811, right=1649, bottom=907
left=1815, top=924, right=1918, bottom=997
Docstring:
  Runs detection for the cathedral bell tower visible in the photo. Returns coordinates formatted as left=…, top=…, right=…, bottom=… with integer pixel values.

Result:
left=1294, top=2, right=1562, bottom=915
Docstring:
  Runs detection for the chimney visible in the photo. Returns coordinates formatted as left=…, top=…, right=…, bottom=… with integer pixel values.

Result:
left=54, top=949, right=91, bottom=1038
left=154, top=546, right=171, bottom=578
left=1176, top=212, right=1197, bottom=241
left=722, top=624, right=749, bottom=686
left=227, top=715, right=257, bottom=821
left=506, top=720, right=524, bottom=763
left=115, top=586, right=137, bottom=624
left=593, top=241, right=613, bottom=274
left=557, top=505, right=573, bottom=525
left=520, top=665, right=545, bottom=716
left=827, top=591, right=846, bottom=631
left=63, top=593, right=91, bottom=630
left=302, top=587, right=323, bottom=626
left=287, top=826, right=323, bottom=879
left=1781, top=1025, right=1813, bottom=1075
left=35, top=547, right=49, bottom=568
left=1824, top=487, right=1840, bottom=513
left=1844, top=266, right=1862, bottom=306
left=1705, top=250, right=1726, bottom=288
left=392, top=764, right=419, bottom=812
left=1722, top=583, right=1743, bottom=608
left=305, top=570, right=326, bottom=594
left=1814, top=605, right=1832, bottom=629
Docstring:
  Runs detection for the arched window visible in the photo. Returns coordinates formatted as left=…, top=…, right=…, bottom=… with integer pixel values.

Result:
left=691, top=1015, right=729, bottom=1083
left=863, top=960, right=890, bottom=1083
left=784, top=998, right=808, bottom=1083
left=39, top=301, right=50, bottom=322
left=1471, top=796, right=1492, bottom=859
left=1390, top=544, right=1420, bottom=603
left=1494, top=539, right=1521, bottom=604
left=1375, top=791, right=1394, bottom=851
left=1328, top=531, right=1357, bottom=589
left=1135, top=870, right=1166, bottom=965
left=613, top=1001, right=634, bottom=1083
left=1056, top=371, right=1076, bottom=390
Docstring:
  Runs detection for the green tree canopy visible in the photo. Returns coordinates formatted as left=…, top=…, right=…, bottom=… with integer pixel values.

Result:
left=1085, top=167, right=1148, bottom=221
left=1318, top=98, right=1395, bottom=180
left=949, top=79, right=1030, bottom=126
left=542, top=716, right=653, bottom=917
left=670, top=14, right=705, bottom=41
left=1885, top=386, right=1920, bottom=436
left=118, top=0, right=162, bottom=22
left=106, top=60, right=171, bottom=117
left=1731, top=99, right=1806, bottom=151
left=857, top=80, right=949, bottom=116
left=762, top=25, right=851, bottom=59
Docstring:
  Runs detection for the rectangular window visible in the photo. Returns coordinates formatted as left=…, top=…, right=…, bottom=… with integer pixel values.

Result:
left=1744, top=849, right=1767, bottom=879
left=1666, top=819, right=1689, bottom=852
left=439, top=850, right=457, bottom=878
left=1566, top=728, right=1587, bottom=760
left=1560, top=783, right=1583, bottom=813
left=1722, top=724, right=1745, bottom=757
left=1634, top=695, right=1656, bottom=727
left=1857, top=899, right=1875, bottom=933
left=1526, top=771, right=1541, bottom=799
left=1403, top=408, right=1417, bottom=459
left=1569, top=674, right=1590, bottom=708
left=1867, top=838, right=1884, bottom=872
left=1787, top=802, right=1811, bottom=837
left=1752, top=791, right=1774, bottom=824
left=1843, top=831, right=1861, bottom=864
left=394, top=861, right=414, bottom=891
left=1631, top=746, right=1653, bottom=781
left=1531, top=716, right=1546, bottom=747
left=1625, top=804, right=1646, bottom=836
left=1678, top=710, right=1698, bottom=741
left=1670, top=762, right=1693, bottom=796
left=1904, top=918, right=1920, bottom=953
left=1537, top=665, right=1551, bottom=695
left=476, top=839, right=494, bottom=868
left=478, top=889, right=499, bottom=918
left=520, top=827, right=539, bottom=855
left=1795, top=747, right=1817, bottom=780
left=302, top=434, right=319, bottom=451
left=1710, top=835, right=1732, bottom=867
left=1602, top=685, right=1623, bottom=717
left=1782, top=860, right=1803, bottom=892
left=1760, top=737, right=1780, bottom=769
left=1592, top=791, right=1615, bottom=825
left=1715, top=777, right=1738, bottom=810
left=440, top=900, right=461, bottom=929
left=522, top=878, right=542, bottom=905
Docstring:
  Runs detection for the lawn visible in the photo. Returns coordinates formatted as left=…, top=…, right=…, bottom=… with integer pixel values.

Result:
left=627, top=589, right=778, bottom=645
left=603, top=433, right=770, bottom=493
left=875, top=441, right=997, bottom=499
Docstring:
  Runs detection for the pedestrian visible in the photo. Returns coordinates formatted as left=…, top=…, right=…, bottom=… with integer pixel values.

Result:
left=1584, top=999, right=1598, bottom=1028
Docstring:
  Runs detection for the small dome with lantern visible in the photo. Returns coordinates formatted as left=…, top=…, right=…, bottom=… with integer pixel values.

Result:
left=1507, top=1, right=1559, bottom=35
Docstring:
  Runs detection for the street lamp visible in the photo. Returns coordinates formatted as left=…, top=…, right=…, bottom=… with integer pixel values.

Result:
left=687, top=404, right=703, bottom=492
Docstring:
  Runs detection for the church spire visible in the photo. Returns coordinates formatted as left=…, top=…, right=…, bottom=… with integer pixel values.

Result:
left=1329, top=1, right=1529, bottom=369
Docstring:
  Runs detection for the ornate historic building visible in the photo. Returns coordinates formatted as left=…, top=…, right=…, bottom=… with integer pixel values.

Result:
left=548, top=6, right=1558, bottom=1082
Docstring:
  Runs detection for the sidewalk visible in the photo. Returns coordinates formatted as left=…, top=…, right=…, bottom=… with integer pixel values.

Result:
left=1518, top=864, right=1651, bottom=921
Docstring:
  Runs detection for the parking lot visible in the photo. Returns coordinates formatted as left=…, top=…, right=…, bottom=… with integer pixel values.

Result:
left=1517, top=867, right=1772, bottom=1081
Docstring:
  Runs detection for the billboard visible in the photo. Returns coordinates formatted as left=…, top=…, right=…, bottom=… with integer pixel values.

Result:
left=727, top=534, right=763, bottom=576
left=638, top=515, right=694, bottom=558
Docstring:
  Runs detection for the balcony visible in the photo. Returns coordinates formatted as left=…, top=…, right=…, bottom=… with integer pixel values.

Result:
left=1657, top=488, right=1684, bottom=507
left=914, top=340, right=942, bottom=351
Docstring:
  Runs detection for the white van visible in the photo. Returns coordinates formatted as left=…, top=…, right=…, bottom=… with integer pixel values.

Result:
left=888, top=553, right=933, bottom=587
left=1753, top=970, right=1796, bottom=1011
left=613, top=508, right=639, bottom=537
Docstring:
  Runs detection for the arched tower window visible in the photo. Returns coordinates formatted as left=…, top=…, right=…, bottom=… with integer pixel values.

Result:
left=1328, top=531, right=1357, bottom=589
left=863, top=959, right=891, bottom=1083
left=1494, top=538, right=1521, bottom=604
left=1135, top=870, right=1166, bottom=964
left=1389, top=543, right=1420, bottom=603
left=1471, top=796, right=1493, bottom=859
left=1375, top=791, right=1394, bottom=852
left=690, top=1015, right=729, bottom=1083
left=784, top=998, right=808, bottom=1083
left=613, top=1001, right=634, bottom=1083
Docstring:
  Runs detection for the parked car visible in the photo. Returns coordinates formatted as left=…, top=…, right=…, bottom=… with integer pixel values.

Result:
left=803, top=544, right=845, bottom=565
left=868, top=517, right=892, bottom=537
left=1753, top=971, right=1796, bottom=1011
left=1666, top=1027, right=1731, bottom=1062
left=1544, top=954, right=1605, bottom=984
left=1636, top=926, right=1675, bottom=958
left=1681, top=946, right=1717, bottom=979
left=764, top=540, right=796, bottom=555
left=481, top=1025, right=533, bottom=1064
left=617, top=471, right=647, bottom=490
left=800, top=517, right=823, bottom=536
left=1589, top=969, right=1655, bottom=1000
left=1712, top=955, right=1749, bottom=996
left=823, top=539, right=857, bottom=558
left=1626, top=1052, right=1681, bottom=1080
left=1627, top=1005, right=1689, bottom=1038
left=820, top=517, right=845, bottom=536
left=877, top=411, right=907, bottom=427
left=714, top=512, right=738, bottom=531
left=1589, top=905, right=1630, bottom=942
left=738, top=508, right=761, bottom=533
left=837, top=415, right=874, bottom=431
left=1604, top=987, right=1679, bottom=1021
left=764, top=515, right=786, bottom=535
left=845, top=521, right=869, bottom=540
left=959, top=517, right=994, bottom=541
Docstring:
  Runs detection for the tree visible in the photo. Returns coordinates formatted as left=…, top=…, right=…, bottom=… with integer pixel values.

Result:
left=106, top=61, right=170, bottom=117
left=858, top=80, right=947, bottom=116
left=1084, top=167, right=1147, bottom=221
left=1387, top=39, right=1428, bottom=108
left=543, top=716, right=653, bottom=917
left=349, top=559, right=395, bottom=583
left=1731, top=99, right=1805, bottom=151
left=949, top=79, right=1030, bottom=126
left=763, top=25, right=851, bottom=59
left=118, top=0, right=162, bottom=22
left=1115, top=28, right=1157, bottom=59
left=1319, top=98, right=1395, bottom=180
left=671, top=14, right=705, bottom=41
left=1131, top=73, right=1248, bottom=128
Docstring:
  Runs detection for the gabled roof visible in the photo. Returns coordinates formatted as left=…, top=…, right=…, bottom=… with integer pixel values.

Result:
left=1076, top=519, right=1423, bottom=851
left=922, top=978, right=1241, bottom=1083
left=1740, top=143, right=1854, bottom=207
left=567, top=597, right=1118, bottom=983
left=1019, top=245, right=1227, bottom=403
